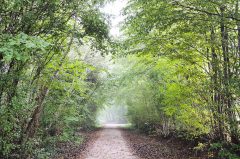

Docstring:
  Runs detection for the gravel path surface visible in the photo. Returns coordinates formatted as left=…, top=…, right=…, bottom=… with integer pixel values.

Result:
left=81, top=128, right=138, bottom=159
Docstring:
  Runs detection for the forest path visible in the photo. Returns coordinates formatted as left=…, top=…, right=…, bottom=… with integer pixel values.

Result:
left=80, top=124, right=138, bottom=159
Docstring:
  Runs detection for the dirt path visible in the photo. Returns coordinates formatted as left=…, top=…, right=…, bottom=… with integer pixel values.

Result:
left=54, top=125, right=206, bottom=159
left=122, top=129, right=206, bottom=159
left=80, top=126, right=138, bottom=159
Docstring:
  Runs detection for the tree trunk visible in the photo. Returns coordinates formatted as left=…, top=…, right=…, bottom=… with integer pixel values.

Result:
left=210, top=27, right=225, bottom=140
left=24, top=86, right=49, bottom=138
left=220, top=6, right=239, bottom=144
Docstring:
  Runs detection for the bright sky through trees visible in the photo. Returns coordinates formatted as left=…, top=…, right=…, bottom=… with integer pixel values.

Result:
left=101, top=0, right=127, bottom=37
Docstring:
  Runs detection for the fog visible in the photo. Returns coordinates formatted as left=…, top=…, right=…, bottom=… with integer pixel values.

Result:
left=97, top=105, right=128, bottom=125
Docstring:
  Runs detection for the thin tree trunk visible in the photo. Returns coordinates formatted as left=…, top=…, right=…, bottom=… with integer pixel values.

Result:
left=210, top=27, right=225, bottom=140
left=220, top=6, right=239, bottom=143
left=237, top=1, right=240, bottom=75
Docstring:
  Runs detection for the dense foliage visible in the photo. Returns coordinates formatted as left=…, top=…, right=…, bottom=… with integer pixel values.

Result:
left=101, top=0, right=240, bottom=158
left=0, top=0, right=240, bottom=158
left=0, top=0, right=109, bottom=158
